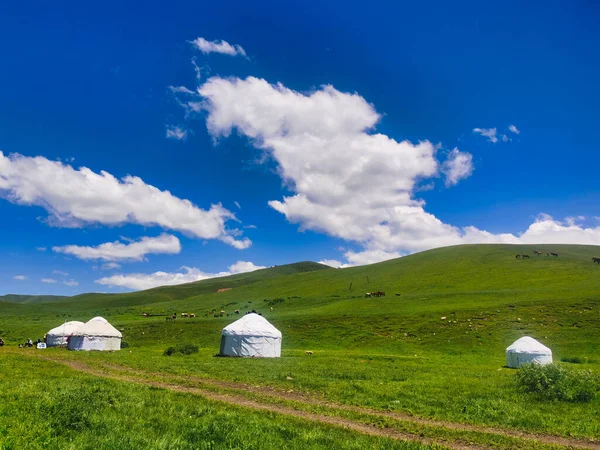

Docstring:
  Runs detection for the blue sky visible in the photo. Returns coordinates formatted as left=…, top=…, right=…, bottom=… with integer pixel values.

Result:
left=1, top=0, right=599, bottom=295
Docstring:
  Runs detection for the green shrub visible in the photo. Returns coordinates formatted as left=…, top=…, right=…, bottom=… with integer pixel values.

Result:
left=163, top=343, right=199, bottom=356
left=516, top=363, right=600, bottom=402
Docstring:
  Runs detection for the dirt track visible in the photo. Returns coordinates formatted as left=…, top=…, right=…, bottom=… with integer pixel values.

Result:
left=31, top=355, right=600, bottom=450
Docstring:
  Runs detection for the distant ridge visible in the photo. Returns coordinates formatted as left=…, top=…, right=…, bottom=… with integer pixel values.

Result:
left=0, top=294, right=69, bottom=304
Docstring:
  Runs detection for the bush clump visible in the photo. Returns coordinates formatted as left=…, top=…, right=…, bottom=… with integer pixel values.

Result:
left=561, top=356, right=584, bottom=364
left=163, top=344, right=199, bottom=356
left=516, top=363, right=600, bottom=402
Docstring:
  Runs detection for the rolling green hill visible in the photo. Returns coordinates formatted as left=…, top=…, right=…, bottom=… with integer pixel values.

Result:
left=0, top=294, right=69, bottom=304
left=1, top=244, right=599, bottom=446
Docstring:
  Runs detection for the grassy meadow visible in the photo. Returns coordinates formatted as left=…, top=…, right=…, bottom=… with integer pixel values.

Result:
left=1, top=244, right=599, bottom=448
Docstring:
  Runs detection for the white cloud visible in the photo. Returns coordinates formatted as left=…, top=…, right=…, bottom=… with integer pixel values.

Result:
left=35, top=246, right=47, bottom=251
left=441, top=148, right=473, bottom=187
left=0, top=152, right=250, bottom=249
left=53, top=234, right=181, bottom=262
left=101, top=262, right=122, bottom=270
left=508, top=124, right=520, bottom=134
left=189, top=76, right=600, bottom=265
left=168, top=85, right=195, bottom=95
left=13, top=275, right=27, bottom=281
left=96, top=260, right=266, bottom=291
left=52, top=270, right=69, bottom=276
left=227, top=260, right=266, bottom=274
left=190, top=37, right=247, bottom=57
left=165, top=125, right=189, bottom=141
left=63, top=280, right=79, bottom=287
left=501, top=134, right=509, bottom=142
left=234, top=201, right=241, bottom=209
left=318, top=259, right=345, bottom=268
left=41, top=278, right=57, bottom=284
left=244, top=224, right=257, bottom=229
left=473, top=127, right=498, bottom=143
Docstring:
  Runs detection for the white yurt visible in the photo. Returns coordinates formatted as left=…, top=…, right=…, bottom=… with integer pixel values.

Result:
left=46, top=321, right=84, bottom=347
left=506, top=336, right=552, bottom=368
left=220, top=313, right=282, bottom=358
left=67, top=316, right=122, bottom=351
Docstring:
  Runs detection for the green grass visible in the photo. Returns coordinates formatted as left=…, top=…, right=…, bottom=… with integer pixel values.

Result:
left=0, top=354, right=428, bottom=450
left=1, top=244, right=600, bottom=447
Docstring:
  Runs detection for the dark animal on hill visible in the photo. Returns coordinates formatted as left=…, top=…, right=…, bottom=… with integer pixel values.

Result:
left=551, top=252, right=558, bottom=257
left=172, top=313, right=177, bottom=320
left=234, top=309, right=240, bottom=314
left=395, top=293, right=401, bottom=296
left=515, top=254, right=521, bottom=259
left=181, top=313, right=188, bottom=318
left=534, top=251, right=543, bottom=255
left=372, top=291, right=386, bottom=297
left=522, top=254, right=530, bottom=259
left=593, top=257, right=600, bottom=264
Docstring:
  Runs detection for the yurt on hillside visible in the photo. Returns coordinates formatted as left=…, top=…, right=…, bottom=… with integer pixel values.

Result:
left=67, top=316, right=122, bottom=351
left=46, top=321, right=84, bottom=347
left=506, top=336, right=552, bottom=368
left=219, top=313, right=282, bottom=358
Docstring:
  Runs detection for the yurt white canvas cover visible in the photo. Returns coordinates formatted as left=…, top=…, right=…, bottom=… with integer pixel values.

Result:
left=220, top=313, right=282, bottom=358
left=67, top=317, right=122, bottom=351
left=506, top=336, right=552, bottom=368
left=46, top=321, right=84, bottom=347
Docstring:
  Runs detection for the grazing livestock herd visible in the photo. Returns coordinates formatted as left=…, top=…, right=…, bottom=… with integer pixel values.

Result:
left=516, top=251, right=559, bottom=259
left=365, top=291, right=386, bottom=298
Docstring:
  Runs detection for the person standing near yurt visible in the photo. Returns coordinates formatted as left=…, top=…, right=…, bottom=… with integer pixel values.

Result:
left=220, top=313, right=282, bottom=357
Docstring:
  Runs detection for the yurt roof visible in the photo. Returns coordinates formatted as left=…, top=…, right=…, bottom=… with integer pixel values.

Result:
left=47, top=321, right=84, bottom=336
left=222, top=313, right=282, bottom=338
left=506, top=336, right=551, bottom=355
left=71, top=316, right=122, bottom=338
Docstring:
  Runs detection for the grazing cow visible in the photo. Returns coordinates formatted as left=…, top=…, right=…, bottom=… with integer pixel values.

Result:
left=551, top=253, right=558, bottom=257
left=522, top=255, right=530, bottom=259
left=365, top=293, right=372, bottom=298
left=189, top=313, right=195, bottom=318
left=270, top=307, right=273, bottom=312
left=220, top=310, right=225, bottom=317
left=172, top=313, right=177, bottom=320
left=395, top=293, right=401, bottom=296
left=305, top=350, right=313, bottom=355
left=534, top=251, right=543, bottom=255
left=515, top=254, right=521, bottom=259
left=181, top=313, right=188, bottom=318
left=593, top=257, right=600, bottom=265
left=234, top=309, right=240, bottom=314
left=142, top=312, right=149, bottom=317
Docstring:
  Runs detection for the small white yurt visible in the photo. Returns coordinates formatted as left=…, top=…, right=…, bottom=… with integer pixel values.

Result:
left=506, top=336, right=552, bottom=368
left=220, top=313, right=282, bottom=358
left=46, top=321, right=84, bottom=347
left=67, top=317, right=122, bottom=351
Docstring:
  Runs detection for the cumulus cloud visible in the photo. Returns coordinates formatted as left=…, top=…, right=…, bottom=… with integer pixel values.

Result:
left=53, top=234, right=181, bottom=262
left=101, top=262, right=122, bottom=270
left=473, top=127, right=498, bottom=143
left=441, top=148, right=473, bottom=187
left=13, top=275, right=27, bottom=281
left=187, top=76, right=600, bottom=266
left=0, top=152, right=250, bottom=249
left=509, top=124, right=520, bottom=134
left=41, top=278, right=57, bottom=284
left=96, top=260, right=266, bottom=291
left=165, top=125, right=189, bottom=141
left=189, top=37, right=246, bottom=57
left=318, top=259, right=345, bottom=268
